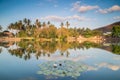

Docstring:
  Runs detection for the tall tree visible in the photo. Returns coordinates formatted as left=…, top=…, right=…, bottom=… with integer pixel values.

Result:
left=35, top=19, right=41, bottom=28
left=27, top=19, right=31, bottom=26
left=66, top=21, right=70, bottom=29
left=0, top=25, right=2, bottom=31
left=23, top=18, right=28, bottom=25
left=42, top=22, right=46, bottom=28
left=47, top=21, right=50, bottom=25
left=60, top=22, right=64, bottom=28
left=18, top=20, right=22, bottom=30
left=112, top=25, right=120, bottom=38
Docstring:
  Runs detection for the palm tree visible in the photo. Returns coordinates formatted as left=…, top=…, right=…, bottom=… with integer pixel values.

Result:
left=8, top=25, right=12, bottom=30
left=42, top=22, right=46, bottom=28
left=35, top=19, right=41, bottom=28
left=23, top=18, right=28, bottom=25
left=18, top=20, right=22, bottom=30
left=15, top=22, right=19, bottom=30
left=25, top=19, right=31, bottom=30
left=27, top=19, right=31, bottom=26
left=35, top=19, right=39, bottom=28
left=60, top=22, right=64, bottom=28
left=47, top=21, right=50, bottom=27
left=66, top=21, right=70, bottom=29
left=0, top=25, right=2, bottom=31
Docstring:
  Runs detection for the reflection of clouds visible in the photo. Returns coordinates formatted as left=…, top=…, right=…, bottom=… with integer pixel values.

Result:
left=113, top=56, right=120, bottom=60
left=39, top=55, right=91, bottom=61
left=37, top=59, right=120, bottom=79
left=87, top=62, right=120, bottom=71
left=20, top=77, right=37, bottom=80
left=87, top=65, right=98, bottom=71
left=97, top=62, right=120, bottom=71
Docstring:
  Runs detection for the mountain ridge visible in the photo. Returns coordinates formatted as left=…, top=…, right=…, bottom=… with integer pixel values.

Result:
left=94, top=21, right=120, bottom=33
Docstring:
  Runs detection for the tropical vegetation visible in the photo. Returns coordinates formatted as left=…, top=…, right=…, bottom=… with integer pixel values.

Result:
left=5, top=18, right=101, bottom=41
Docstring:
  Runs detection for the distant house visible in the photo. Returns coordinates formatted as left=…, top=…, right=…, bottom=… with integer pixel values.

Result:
left=3, top=30, right=14, bottom=37
left=103, top=32, right=112, bottom=36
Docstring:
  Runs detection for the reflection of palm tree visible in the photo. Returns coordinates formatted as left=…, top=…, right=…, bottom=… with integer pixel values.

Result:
left=66, top=50, right=70, bottom=57
left=60, top=51, right=64, bottom=56
left=35, top=51, right=42, bottom=59
left=43, top=51, right=46, bottom=56
left=0, top=48, right=2, bottom=53
left=27, top=53, right=31, bottom=59
left=47, top=54, right=50, bottom=57
left=24, top=55, right=28, bottom=60
left=112, top=44, right=120, bottom=55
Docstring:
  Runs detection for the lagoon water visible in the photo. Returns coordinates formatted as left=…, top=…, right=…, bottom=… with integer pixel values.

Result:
left=0, top=41, right=120, bottom=80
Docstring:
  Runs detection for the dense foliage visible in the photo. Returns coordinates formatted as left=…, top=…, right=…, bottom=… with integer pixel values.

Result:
left=112, top=25, right=120, bottom=38
left=6, top=18, right=101, bottom=40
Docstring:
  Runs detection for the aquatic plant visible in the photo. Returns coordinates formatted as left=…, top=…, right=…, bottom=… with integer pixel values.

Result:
left=37, top=60, right=87, bottom=78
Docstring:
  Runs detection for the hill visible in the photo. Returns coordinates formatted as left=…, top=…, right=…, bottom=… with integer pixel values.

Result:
left=94, top=21, right=120, bottom=33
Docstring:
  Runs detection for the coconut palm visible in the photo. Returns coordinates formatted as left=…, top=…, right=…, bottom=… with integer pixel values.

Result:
left=42, top=22, right=46, bottom=28
left=27, top=19, right=31, bottom=25
left=35, top=19, right=41, bottom=28
left=47, top=21, right=50, bottom=27
left=23, top=18, right=28, bottom=25
left=0, top=25, right=2, bottom=31
left=60, top=22, right=64, bottom=28
left=18, top=20, right=22, bottom=30
left=66, top=21, right=70, bottom=29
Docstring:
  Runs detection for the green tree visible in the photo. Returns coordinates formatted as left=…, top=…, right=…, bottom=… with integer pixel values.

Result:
left=60, top=22, right=64, bottom=28
left=47, top=21, right=50, bottom=26
left=0, top=25, right=2, bottom=31
left=48, top=24, right=57, bottom=38
left=35, top=19, right=41, bottom=28
left=66, top=21, right=70, bottom=29
left=42, top=22, right=46, bottom=28
left=112, top=25, right=120, bottom=38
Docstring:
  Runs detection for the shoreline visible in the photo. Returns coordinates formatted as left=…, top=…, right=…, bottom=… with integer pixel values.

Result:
left=0, top=36, right=104, bottom=43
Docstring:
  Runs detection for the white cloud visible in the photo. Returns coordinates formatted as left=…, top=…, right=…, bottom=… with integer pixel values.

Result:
left=40, top=15, right=89, bottom=22
left=78, top=5, right=99, bottom=13
left=71, top=1, right=81, bottom=11
left=113, top=16, right=120, bottom=20
left=71, top=1, right=99, bottom=13
left=97, top=9, right=108, bottom=14
left=108, top=5, right=120, bottom=12
left=98, top=5, right=120, bottom=14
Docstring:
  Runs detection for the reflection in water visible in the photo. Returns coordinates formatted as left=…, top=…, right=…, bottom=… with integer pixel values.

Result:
left=0, top=40, right=120, bottom=60
left=0, top=47, right=2, bottom=53
left=0, top=40, right=120, bottom=80
left=0, top=40, right=101, bottom=60
left=112, top=44, right=120, bottom=55
left=37, top=60, right=87, bottom=78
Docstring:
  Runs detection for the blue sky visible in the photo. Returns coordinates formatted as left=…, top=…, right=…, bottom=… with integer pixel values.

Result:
left=0, top=0, right=120, bottom=29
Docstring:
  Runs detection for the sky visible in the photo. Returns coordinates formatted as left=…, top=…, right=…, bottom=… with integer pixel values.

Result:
left=0, top=0, right=120, bottom=30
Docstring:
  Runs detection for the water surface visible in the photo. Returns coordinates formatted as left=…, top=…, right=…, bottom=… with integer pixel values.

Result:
left=0, top=41, right=120, bottom=80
